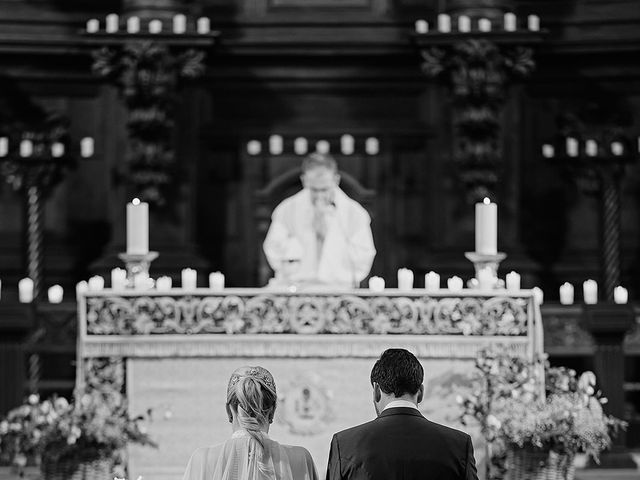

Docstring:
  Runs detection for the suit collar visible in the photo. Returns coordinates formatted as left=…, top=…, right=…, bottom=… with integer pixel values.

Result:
left=378, top=407, right=425, bottom=419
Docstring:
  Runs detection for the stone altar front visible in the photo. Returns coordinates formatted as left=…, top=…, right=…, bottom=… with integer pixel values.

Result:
left=77, top=288, right=543, bottom=480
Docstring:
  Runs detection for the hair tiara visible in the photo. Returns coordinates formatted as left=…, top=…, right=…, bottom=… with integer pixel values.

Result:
left=228, top=366, right=277, bottom=395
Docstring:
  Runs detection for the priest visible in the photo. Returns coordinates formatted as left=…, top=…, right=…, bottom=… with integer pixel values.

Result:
left=263, top=153, right=376, bottom=288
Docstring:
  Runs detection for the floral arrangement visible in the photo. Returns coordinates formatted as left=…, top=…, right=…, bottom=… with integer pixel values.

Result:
left=0, top=389, right=155, bottom=474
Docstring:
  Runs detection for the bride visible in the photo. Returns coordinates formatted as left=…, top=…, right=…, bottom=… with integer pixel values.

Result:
left=182, top=366, right=318, bottom=480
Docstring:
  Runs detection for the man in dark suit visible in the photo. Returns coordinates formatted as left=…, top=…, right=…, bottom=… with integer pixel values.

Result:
left=326, top=349, right=478, bottom=480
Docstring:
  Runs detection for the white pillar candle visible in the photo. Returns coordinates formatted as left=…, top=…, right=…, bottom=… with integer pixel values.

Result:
left=149, top=19, right=162, bottom=34
left=126, top=198, right=149, bottom=255
left=47, top=285, right=63, bottom=304
left=368, top=276, right=385, bottom=292
left=614, top=286, right=628, bottom=304
left=611, top=142, right=624, bottom=156
left=18, top=278, right=34, bottom=303
left=397, top=268, right=414, bottom=290
left=437, top=14, right=451, bottom=33
left=80, top=137, right=94, bottom=158
left=425, top=271, right=440, bottom=291
left=0, top=137, right=7, bottom=157
left=566, top=137, right=578, bottom=157
left=209, top=271, right=225, bottom=291
left=559, top=282, right=574, bottom=305
left=477, top=267, right=494, bottom=290
left=475, top=197, right=498, bottom=255
left=542, top=144, right=555, bottom=158
left=585, top=139, right=598, bottom=157
left=532, top=287, right=544, bottom=305
left=505, top=271, right=521, bottom=291
left=86, top=19, right=99, bottom=33
left=527, top=14, right=540, bottom=31
left=316, top=140, right=330, bottom=154
left=197, top=17, right=210, bottom=34
left=247, top=140, right=261, bottom=155
left=458, top=15, right=471, bottom=32
left=365, top=137, right=379, bottom=155
left=504, top=12, right=517, bottom=31
left=173, top=14, right=187, bottom=34
left=181, top=268, right=197, bottom=290
left=88, top=275, right=104, bottom=291
left=156, top=276, right=172, bottom=291
left=478, top=18, right=492, bottom=32
left=340, top=134, right=355, bottom=155
left=127, top=16, right=140, bottom=33
left=269, top=135, right=283, bottom=155
left=447, top=276, right=463, bottom=291
left=415, top=19, right=428, bottom=34
left=105, top=14, right=119, bottom=33
left=20, top=140, right=33, bottom=157
left=294, top=137, right=308, bottom=155
left=51, top=142, right=64, bottom=158
left=111, top=268, right=127, bottom=290
left=583, top=279, right=598, bottom=304
left=75, top=280, right=88, bottom=298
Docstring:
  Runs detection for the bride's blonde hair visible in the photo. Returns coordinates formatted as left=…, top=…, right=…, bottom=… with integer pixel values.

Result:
left=226, top=366, right=277, bottom=447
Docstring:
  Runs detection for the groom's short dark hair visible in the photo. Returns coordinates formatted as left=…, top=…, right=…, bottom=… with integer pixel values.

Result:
left=370, top=349, right=423, bottom=397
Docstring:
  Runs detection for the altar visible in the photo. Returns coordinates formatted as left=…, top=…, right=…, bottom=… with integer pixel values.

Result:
left=76, top=288, right=543, bottom=480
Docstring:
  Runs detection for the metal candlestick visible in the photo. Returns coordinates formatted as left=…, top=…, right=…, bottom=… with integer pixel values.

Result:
left=118, top=251, right=159, bottom=288
left=465, top=251, right=507, bottom=288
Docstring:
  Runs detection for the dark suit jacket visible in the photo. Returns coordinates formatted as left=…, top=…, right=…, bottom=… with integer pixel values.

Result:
left=326, top=407, right=478, bottom=480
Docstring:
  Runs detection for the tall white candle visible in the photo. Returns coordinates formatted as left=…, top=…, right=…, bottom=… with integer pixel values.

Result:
left=425, top=271, right=440, bottom=291
left=566, top=137, right=578, bottom=157
left=368, top=276, right=385, bottom=292
left=527, top=14, right=540, bottom=31
left=365, top=137, right=379, bottom=155
left=397, top=268, right=414, bottom=290
left=458, top=15, right=471, bottom=32
left=583, top=279, right=598, bottom=304
left=105, top=14, right=119, bottom=33
left=415, top=19, right=428, bottom=34
left=149, top=19, right=162, bottom=34
left=209, top=271, right=225, bottom=291
left=51, top=142, right=64, bottom=158
left=585, top=139, right=597, bottom=157
left=80, top=137, right=94, bottom=158
left=269, top=135, right=283, bottom=155
left=20, top=140, right=33, bottom=157
left=197, top=17, right=210, bottom=34
left=173, top=14, right=187, bottom=34
left=542, top=144, right=555, bottom=158
left=438, top=14, right=451, bottom=33
left=447, top=276, right=463, bottom=291
left=294, top=137, right=308, bottom=155
left=247, top=140, right=261, bottom=155
left=86, top=19, right=99, bottom=33
left=126, top=198, right=149, bottom=255
left=0, top=137, right=7, bottom=157
left=611, top=142, right=624, bottom=156
left=18, top=278, right=33, bottom=303
left=475, top=197, right=498, bottom=255
left=614, top=286, right=628, bottom=304
left=181, top=268, right=197, bottom=290
left=127, top=16, right=140, bottom=33
left=88, top=275, right=104, bottom=291
left=559, top=282, right=574, bottom=305
left=504, top=13, right=517, bottom=31
left=47, top=285, right=63, bottom=304
left=340, top=134, right=355, bottom=155
left=505, top=271, right=521, bottom=291
left=111, top=268, right=127, bottom=290
left=316, top=140, right=330, bottom=154
left=478, top=18, right=492, bottom=32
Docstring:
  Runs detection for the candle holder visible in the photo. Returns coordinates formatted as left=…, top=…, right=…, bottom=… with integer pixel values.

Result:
left=465, top=251, right=507, bottom=288
left=117, top=251, right=159, bottom=288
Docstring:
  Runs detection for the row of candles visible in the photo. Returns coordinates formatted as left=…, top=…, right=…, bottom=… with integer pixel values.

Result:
left=0, top=137, right=95, bottom=158
left=247, top=135, right=380, bottom=157
left=414, top=12, right=540, bottom=34
left=86, top=14, right=212, bottom=35
left=542, top=137, right=640, bottom=158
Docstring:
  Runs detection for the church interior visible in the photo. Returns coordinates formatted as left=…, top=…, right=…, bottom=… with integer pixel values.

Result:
left=1, top=0, right=640, bottom=479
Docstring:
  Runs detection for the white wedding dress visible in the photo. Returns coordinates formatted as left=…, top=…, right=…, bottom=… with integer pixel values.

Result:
left=182, top=430, right=318, bottom=480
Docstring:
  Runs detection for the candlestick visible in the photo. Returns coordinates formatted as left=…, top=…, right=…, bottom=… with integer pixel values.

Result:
left=611, top=142, right=624, bottom=156
left=247, top=140, right=261, bottom=156
left=566, top=137, right=579, bottom=157
left=437, top=14, right=451, bottom=33
left=415, top=20, right=428, bottom=34
left=118, top=251, right=159, bottom=288
left=478, top=18, right=492, bottom=32
left=294, top=137, right=308, bottom=155
left=458, top=15, right=471, bottom=33
left=111, top=267, right=127, bottom=290
left=127, top=16, right=140, bottom=33
left=397, top=268, right=414, bottom=290
left=447, top=276, right=463, bottom=291
left=88, top=275, right=105, bottom=291
left=126, top=198, right=149, bottom=255
left=504, top=12, right=517, bottom=32
left=559, top=282, right=574, bottom=305
left=527, top=15, right=540, bottom=31
left=425, top=271, right=440, bottom=291
left=20, top=140, right=33, bottom=157
left=477, top=267, right=495, bottom=290
left=583, top=279, right=598, bottom=304
left=475, top=197, right=498, bottom=255
left=51, top=142, right=65, bottom=158
left=18, top=278, right=33, bottom=303
left=47, top=285, right=63, bottom=304
left=173, top=14, right=187, bottom=34
left=156, top=276, right=172, bottom=291
left=585, top=139, right=597, bottom=157
left=542, top=144, right=555, bottom=158
left=105, top=14, right=119, bottom=33
left=365, top=137, right=379, bottom=155
left=0, top=137, right=7, bottom=156
left=197, top=17, right=210, bottom=34
left=181, top=268, right=197, bottom=290
left=368, top=276, right=385, bottom=292
left=86, top=19, right=100, bottom=33
left=505, top=271, right=521, bottom=291
left=149, top=19, right=163, bottom=34
left=316, top=140, right=330, bottom=154
left=269, top=135, right=283, bottom=155
left=340, top=134, right=355, bottom=155
left=133, top=271, right=152, bottom=290
left=614, top=286, right=628, bottom=304
left=209, top=271, right=225, bottom=291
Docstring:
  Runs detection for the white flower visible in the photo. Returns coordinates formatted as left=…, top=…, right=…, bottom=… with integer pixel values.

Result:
left=0, top=421, right=8, bottom=435
left=486, top=414, right=502, bottom=430
left=28, top=394, right=40, bottom=405
left=67, top=435, right=77, bottom=445
left=54, top=397, right=69, bottom=410
left=578, top=371, right=597, bottom=390
left=455, top=395, right=464, bottom=405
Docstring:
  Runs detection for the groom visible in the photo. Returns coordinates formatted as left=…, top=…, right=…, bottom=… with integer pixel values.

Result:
left=326, top=349, right=478, bottom=480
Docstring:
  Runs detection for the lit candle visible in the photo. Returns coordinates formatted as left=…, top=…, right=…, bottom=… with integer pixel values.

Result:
left=397, top=268, right=414, bottom=290
left=425, top=271, right=440, bottom=291
left=506, top=271, right=521, bottom=291
left=415, top=19, right=428, bottom=34
left=20, top=140, right=33, bottom=157
left=149, top=19, right=162, bottom=34
left=294, top=137, right=308, bottom=155
left=269, top=135, right=283, bottom=155
left=437, top=13, right=451, bottom=33
left=532, top=287, right=544, bottom=305
left=0, top=137, right=7, bottom=156
left=585, top=139, right=597, bottom=157
left=458, top=15, right=471, bottom=32
left=527, top=14, right=540, bottom=31
left=559, top=282, right=574, bottom=305
left=173, top=14, right=187, bottom=34
left=566, top=137, right=578, bottom=157
left=583, top=279, right=598, bottom=304
left=86, top=19, right=99, bottom=33
left=75, top=280, right=88, bottom=298
left=316, top=140, right=330, bottom=154
left=105, top=14, right=119, bottom=33
left=365, top=137, right=379, bottom=155
left=475, top=197, right=498, bottom=255
left=209, top=271, right=225, bottom=291
left=611, top=142, right=624, bottom=156
left=542, top=144, right=555, bottom=158
left=51, top=142, right=64, bottom=158
left=127, top=16, right=140, bottom=33
left=478, top=18, right=492, bottom=32
left=197, top=17, right=210, bottom=34
left=339, top=134, right=354, bottom=155
left=247, top=140, right=261, bottom=155
left=111, top=268, right=127, bottom=290
left=447, top=276, right=463, bottom=291
left=88, top=275, right=105, bottom=291
left=80, top=137, right=94, bottom=158
left=18, top=278, right=33, bottom=303
left=614, top=286, right=628, bottom=304
left=156, top=276, right=172, bottom=291
left=181, top=268, right=197, bottom=290
left=47, top=285, right=63, bottom=304
left=504, top=12, right=517, bottom=31
left=368, top=276, right=385, bottom=292
left=126, top=198, right=149, bottom=255
left=477, top=267, right=494, bottom=290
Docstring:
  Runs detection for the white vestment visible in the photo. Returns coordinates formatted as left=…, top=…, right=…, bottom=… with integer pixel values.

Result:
left=263, top=187, right=376, bottom=287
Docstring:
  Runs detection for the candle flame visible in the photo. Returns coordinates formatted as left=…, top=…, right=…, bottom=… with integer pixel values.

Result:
left=132, top=198, right=141, bottom=206
left=483, top=197, right=491, bottom=205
